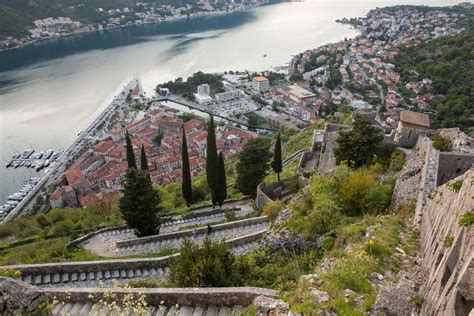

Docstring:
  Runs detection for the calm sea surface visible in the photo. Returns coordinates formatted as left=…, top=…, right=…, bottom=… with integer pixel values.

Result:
left=0, top=0, right=461, bottom=203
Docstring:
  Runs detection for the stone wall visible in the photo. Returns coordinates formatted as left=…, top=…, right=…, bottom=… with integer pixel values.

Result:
left=46, top=287, right=278, bottom=307
left=437, top=152, right=474, bottom=186
left=0, top=229, right=267, bottom=288
left=438, top=128, right=474, bottom=154
left=418, top=170, right=473, bottom=315
left=414, top=136, right=439, bottom=226
left=116, top=216, right=268, bottom=249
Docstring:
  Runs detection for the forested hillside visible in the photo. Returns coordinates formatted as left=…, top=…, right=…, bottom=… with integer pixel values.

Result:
left=0, top=0, right=231, bottom=40
left=395, top=32, right=474, bottom=132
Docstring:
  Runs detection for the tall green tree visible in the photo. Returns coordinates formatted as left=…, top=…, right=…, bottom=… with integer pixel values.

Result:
left=217, top=151, right=227, bottom=208
left=271, top=133, right=283, bottom=181
left=119, top=168, right=162, bottom=237
left=181, top=127, right=193, bottom=207
left=206, top=116, right=219, bottom=206
left=140, top=144, right=148, bottom=170
left=125, top=130, right=137, bottom=169
left=334, top=117, right=384, bottom=168
left=236, top=138, right=272, bottom=198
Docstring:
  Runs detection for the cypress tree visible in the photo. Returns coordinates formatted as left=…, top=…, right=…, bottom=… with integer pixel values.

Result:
left=120, top=168, right=162, bottom=237
left=206, top=116, right=219, bottom=206
left=181, top=126, right=193, bottom=207
left=125, top=130, right=137, bottom=169
left=271, top=133, right=283, bottom=181
left=236, top=138, right=272, bottom=198
left=140, top=144, right=148, bottom=170
left=217, top=151, right=227, bottom=208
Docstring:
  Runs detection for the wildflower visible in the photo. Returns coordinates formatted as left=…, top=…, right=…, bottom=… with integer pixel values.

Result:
left=369, top=239, right=375, bottom=246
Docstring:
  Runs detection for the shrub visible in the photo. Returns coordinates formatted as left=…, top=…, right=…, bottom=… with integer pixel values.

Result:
left=263, top=200, right=284, bottom=221
left=321, top=257, right=376, bottom=294
left=411, top=294, right=424, bottom=307
left=459, top=212, right=474, bottom=227
left=389, top=149, right=406, bottom=171
left=224, top=209, right=237, bottom=222
left=442, top=236, right=454, bottom=247
left=322, top=236, right=334, bottom=252
left=168, top=237, right=248, bottom=287
left=430, top=134, right=450, bottom=151
left=51, top=220, right=76, bottom=236
left=447, top=180, right=463, bottom=192
left=364, top=239, right=389, bottom=259
left=339, top=169, right=392, bottom=216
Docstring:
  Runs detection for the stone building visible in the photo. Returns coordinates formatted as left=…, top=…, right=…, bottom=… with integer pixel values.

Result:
left=394, top=110, right=430, bottom=148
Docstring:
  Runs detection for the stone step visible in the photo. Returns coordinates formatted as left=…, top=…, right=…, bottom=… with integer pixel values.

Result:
left=206, top=305, right=219, bottom=316
left=79, top=303, right=93, bottom=315
left=179, top=305, right=194, bottom=316
left=68, top=302, right=86, bottom=315
left=193, top=306, right=205, bottom=316
left=154, top=305, right=168, bottom=316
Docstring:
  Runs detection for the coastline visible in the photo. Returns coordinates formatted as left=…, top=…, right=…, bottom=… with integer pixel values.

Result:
left=0, top=2, right=268, bottom=53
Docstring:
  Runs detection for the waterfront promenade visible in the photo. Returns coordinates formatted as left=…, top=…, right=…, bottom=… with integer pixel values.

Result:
left=4, top=76, right=141, bottom=221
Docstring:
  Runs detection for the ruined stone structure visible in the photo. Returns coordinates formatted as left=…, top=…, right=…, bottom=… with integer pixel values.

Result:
left=394, top=110, right=430, bottom=148
left=381, top=129, right=473, bottom=316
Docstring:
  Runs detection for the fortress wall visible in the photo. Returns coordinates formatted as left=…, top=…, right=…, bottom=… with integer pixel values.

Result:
left=437, top=152, right=474, bottom=186
left=419, top=170, right=474, bottom=315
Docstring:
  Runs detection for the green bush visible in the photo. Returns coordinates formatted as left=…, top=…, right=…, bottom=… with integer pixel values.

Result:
left=389, top=150, right=406, bottom=171
left=263, top=200, right=284, bottom=221
left=168, top=237, right=248, bottom=287
left=339, top=169, right=393, bottom=216
left=447, top=180, right=463, bottom=193
left=52, top=220, right=76, bottom=236
left=322, top=236, right=334, bottom=252
left=364, top=240, right=389, bottom=259
left=322, top=257, right=376, bottom=294
left=459, top=212, right=474, bottom=227
left=442, top=236, right=454, bottom=247
left=430, top=134, right=450, bottom=151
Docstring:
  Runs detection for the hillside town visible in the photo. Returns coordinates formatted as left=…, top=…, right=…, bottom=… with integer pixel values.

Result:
left=1, top=0, right=268, bottom=50
left=50, top=100, right=257, bottom=208
left=48, top=4, right=471, bottom=209
left=278, top=5, right=468, bottom=129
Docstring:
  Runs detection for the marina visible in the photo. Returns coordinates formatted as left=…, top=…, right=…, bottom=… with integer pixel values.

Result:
left=6, top=148, right=61, bottom=172
left=0, top=177, right=40, bottom=222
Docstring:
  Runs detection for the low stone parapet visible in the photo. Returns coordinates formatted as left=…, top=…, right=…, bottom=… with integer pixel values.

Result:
left=46, top=286, right=278, bottom=306
left=116, top=216, right=269, bottom=252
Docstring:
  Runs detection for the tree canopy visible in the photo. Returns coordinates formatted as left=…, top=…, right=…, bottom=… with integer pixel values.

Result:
left=206, top=116, right=219, bottom=206
left=271, top=133, right=283, bottom=181
left=334, top=118, right=384, bottom=168
left=236, top=138, right=272, bottom=198
left=216, top=151, right=227, bottom=207
left=181, top=127, right=193, bottom=206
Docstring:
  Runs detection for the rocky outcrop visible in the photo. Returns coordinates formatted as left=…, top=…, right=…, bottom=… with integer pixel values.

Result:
left=0, top=277, right=48, bottom=315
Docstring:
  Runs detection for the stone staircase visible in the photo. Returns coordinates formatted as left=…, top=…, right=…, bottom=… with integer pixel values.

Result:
left=45, top=287, right=279, bottom=316
left=50, top=302, right=243, bottom=315
left=2, top=229, right=267, bottom=288
left=115, top=217, right=269, bottom=256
